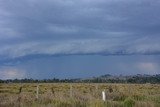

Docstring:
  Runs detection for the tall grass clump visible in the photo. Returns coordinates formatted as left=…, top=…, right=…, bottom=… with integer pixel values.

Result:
left=123, top=97, right=135, bottom=107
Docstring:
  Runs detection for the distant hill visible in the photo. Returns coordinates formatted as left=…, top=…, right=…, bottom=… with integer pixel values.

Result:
left=82, top=74, right=160, bottom=84
left=0, top=74, right=160, bottom=84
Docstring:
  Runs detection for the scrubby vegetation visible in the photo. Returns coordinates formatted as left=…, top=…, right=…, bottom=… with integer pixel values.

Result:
left=0, top=83, right=160, bottom=107
left=0, top=74, right=160, bottom=84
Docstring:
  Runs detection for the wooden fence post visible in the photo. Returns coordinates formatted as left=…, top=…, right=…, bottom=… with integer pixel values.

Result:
left=70, top=84, right=73, bottom=98
left=36, top=85, right=39, bottom=99
left=19, top=86, right=22, bottom=94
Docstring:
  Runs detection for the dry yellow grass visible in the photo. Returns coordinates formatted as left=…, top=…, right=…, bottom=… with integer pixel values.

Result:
left=0, top=83, right=160, bottom=107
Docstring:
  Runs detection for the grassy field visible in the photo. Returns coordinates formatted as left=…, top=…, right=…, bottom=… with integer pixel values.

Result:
left=0, top=83, right=160, bottom=107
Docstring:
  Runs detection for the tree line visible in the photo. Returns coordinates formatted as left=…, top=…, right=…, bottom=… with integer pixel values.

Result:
left=0, top=74, right=160, bottom=84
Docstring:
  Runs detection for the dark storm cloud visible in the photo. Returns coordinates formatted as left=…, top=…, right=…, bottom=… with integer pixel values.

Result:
left=0, top=0, right=160, bottom=59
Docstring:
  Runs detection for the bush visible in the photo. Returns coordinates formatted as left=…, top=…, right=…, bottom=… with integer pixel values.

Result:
left=124, top=97, right=135, bottom=107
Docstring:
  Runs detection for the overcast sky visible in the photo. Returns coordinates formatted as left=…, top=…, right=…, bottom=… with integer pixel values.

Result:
left=0, top=0, right=160, bottom=79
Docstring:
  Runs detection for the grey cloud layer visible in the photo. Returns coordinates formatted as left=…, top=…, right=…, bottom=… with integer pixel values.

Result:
left=0, top=0, right=160, bottom=59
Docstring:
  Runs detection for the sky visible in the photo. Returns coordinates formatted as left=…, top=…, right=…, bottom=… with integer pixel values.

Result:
left=0, top=0, right=160, bottom=79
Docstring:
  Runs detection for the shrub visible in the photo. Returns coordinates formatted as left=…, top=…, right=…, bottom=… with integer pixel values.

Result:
left=124, top=97, right=135, bottom=107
